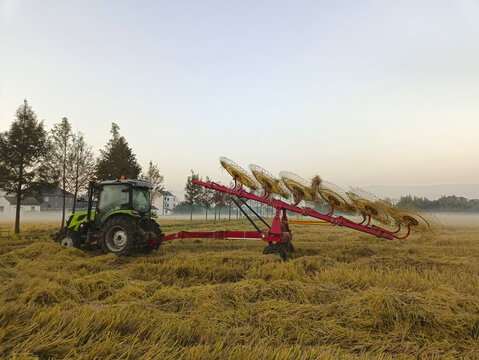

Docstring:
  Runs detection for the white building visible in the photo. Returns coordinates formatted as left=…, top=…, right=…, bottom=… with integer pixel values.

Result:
left=0, top=196, right=41, bottom=213
left=152, top=191, right=177, bottom=215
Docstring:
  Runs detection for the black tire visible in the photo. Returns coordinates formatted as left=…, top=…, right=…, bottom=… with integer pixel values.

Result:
left=282, top=232, right=294, bottom=253
left=263, top=243, right=288, bottom=261
left=286, top=242, right=295, bottom=253
left=99, top=215, right=138, bottom=256
left=55, top=228, right=81, bottom=249
left=140, top=218, right=164, bottom=251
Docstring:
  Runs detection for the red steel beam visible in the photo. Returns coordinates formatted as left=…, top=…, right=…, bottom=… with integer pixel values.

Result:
left=193, top=179, right=399, bottom=240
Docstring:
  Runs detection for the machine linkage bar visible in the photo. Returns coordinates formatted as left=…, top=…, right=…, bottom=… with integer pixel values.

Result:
left=230, top=197, right=262, bottom=233
left=193, top=179, right=398, bottom=240
left=161, top=231, right=264, bottom=242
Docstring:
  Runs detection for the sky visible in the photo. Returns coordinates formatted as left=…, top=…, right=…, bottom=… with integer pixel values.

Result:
left=1, top=0, right=478, bottom=198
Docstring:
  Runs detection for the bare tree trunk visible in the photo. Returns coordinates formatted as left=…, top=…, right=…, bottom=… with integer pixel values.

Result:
left=205, top=208, right=208, bottom=221
left=190, top=203, right=193, bottom=222
left=228, top=205, right=231, bottom=222
left=72, top=159, right=80, bottom=214
left=61, top=180, right=66, bottom=229
left=214, top=207, right=217, bottom=223
left=14, top=162, right=23, bottom=234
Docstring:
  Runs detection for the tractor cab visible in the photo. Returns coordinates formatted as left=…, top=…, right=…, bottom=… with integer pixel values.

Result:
left=95, top=179, right=153, bottom=227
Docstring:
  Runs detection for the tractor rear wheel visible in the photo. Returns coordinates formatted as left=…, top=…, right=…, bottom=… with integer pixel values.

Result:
left=99, top=216, right=138, bottom=256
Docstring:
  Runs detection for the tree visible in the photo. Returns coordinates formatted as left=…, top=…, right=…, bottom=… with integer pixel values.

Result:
left=199, top=176, right=214, bottom=221
left=212, top=185, right=226, bottom=223
left=51, top=117, right=73, bottom=228
left=224, top=180, right=235, bottom=221
left=141, top=161, right=164, bottom=204
left=184, top=170, right=202, bottom=221
left=0, top=100, right=57, bottom=233
left=96, top=123, right=141, bottom=180
left=66, top=132, right=95, bottom=214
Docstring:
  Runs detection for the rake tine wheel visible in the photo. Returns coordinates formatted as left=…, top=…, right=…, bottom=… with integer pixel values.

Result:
left=279, top=171, right=323, bottom=206
left=316, top=181, right=357, bottom=216
left=219, top=157, right=259, bottom=191
left=249, top=164, right=290, bottom=199
left=386, top=206, right=439, bottom=234
left=347, top=188, right=391, bottom=226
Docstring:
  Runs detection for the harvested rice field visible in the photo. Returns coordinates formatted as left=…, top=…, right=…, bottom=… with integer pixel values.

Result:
left=0, top=219, right=478, bottom=359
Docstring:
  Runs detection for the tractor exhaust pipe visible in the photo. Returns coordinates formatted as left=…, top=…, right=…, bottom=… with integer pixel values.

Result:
left=85, top=181, right=96, bottom=243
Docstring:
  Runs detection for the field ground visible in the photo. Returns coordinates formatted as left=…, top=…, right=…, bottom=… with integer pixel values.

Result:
left=0, top=218, right=478, bottom=359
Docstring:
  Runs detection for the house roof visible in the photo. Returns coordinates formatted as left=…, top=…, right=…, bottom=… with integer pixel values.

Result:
left=41, top=188, right=75, bottom=197
left=4, top=196, right=41, bottom=206
left=162, top=191, right=174, bottom=197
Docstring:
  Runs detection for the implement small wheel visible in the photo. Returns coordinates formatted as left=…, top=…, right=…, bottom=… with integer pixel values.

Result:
left=286, top=242, right=295, bottom=253
left=263, top=243, right=287, bottom=261
left=99, top=216, right=138, bottom=256
left=55, top=228, right=81, bottom=249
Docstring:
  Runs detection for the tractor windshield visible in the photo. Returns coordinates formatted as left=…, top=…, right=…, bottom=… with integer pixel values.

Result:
left=132, top=187, right=150, bottom=213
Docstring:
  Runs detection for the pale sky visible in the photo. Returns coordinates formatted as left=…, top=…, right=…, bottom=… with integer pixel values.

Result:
left=1, top=0, right=478, bottom=197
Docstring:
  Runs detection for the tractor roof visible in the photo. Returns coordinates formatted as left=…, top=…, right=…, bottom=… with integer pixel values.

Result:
left=100, top=179, right=153, bottom=189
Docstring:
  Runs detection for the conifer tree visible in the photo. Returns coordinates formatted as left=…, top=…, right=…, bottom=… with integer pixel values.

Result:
left=96, top=123, right=141, bottom=180
left=0, top=100, right=57, bottom=233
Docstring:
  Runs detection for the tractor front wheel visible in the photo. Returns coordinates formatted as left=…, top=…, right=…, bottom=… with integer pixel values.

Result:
left=99, top=216, right=138, bottom=256
left=56, top=228, right=81, bottom=248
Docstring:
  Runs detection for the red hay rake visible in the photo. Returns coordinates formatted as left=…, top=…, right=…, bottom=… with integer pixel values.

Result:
left=153, top=158, right=438, bottom=260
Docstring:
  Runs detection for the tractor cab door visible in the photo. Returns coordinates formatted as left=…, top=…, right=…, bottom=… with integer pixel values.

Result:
left=95, top=184, right=131, bottom=226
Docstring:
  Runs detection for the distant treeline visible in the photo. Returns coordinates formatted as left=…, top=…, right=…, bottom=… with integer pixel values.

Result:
left=397, top=195, right=479, bottom=212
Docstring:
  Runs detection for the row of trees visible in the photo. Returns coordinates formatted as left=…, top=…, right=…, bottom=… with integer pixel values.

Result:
left=0, top=100, right=164, bottom=233
left=397, top=195, right=479, bottom=212
left=183, top=170, right=234, bottom=221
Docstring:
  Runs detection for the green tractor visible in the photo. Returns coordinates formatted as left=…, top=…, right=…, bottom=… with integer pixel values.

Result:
left=53, top=179, right=164, bottom=255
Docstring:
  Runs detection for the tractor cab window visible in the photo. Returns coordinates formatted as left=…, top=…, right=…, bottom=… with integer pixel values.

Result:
left=97, top=184, right=130, bottom=215
left=132, top=188, right=150, bottom=213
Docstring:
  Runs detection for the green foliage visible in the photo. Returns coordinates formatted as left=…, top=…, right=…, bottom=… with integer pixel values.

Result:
left=96, top=123, right=141, bottom=181
left=0, top=100, right=58, bottom=233
left=173, top=202, right=205, bottom=214
left=199, top=176, right=214, bottom=220
left=141, top=161, right=164, bottom=203
left=397, top=195, right=479, bottom=212
left=184, top=170, right=202, bottom=220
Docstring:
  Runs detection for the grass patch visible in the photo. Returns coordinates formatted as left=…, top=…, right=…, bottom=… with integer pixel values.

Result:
left=0, top=219, right=478, bottom=358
